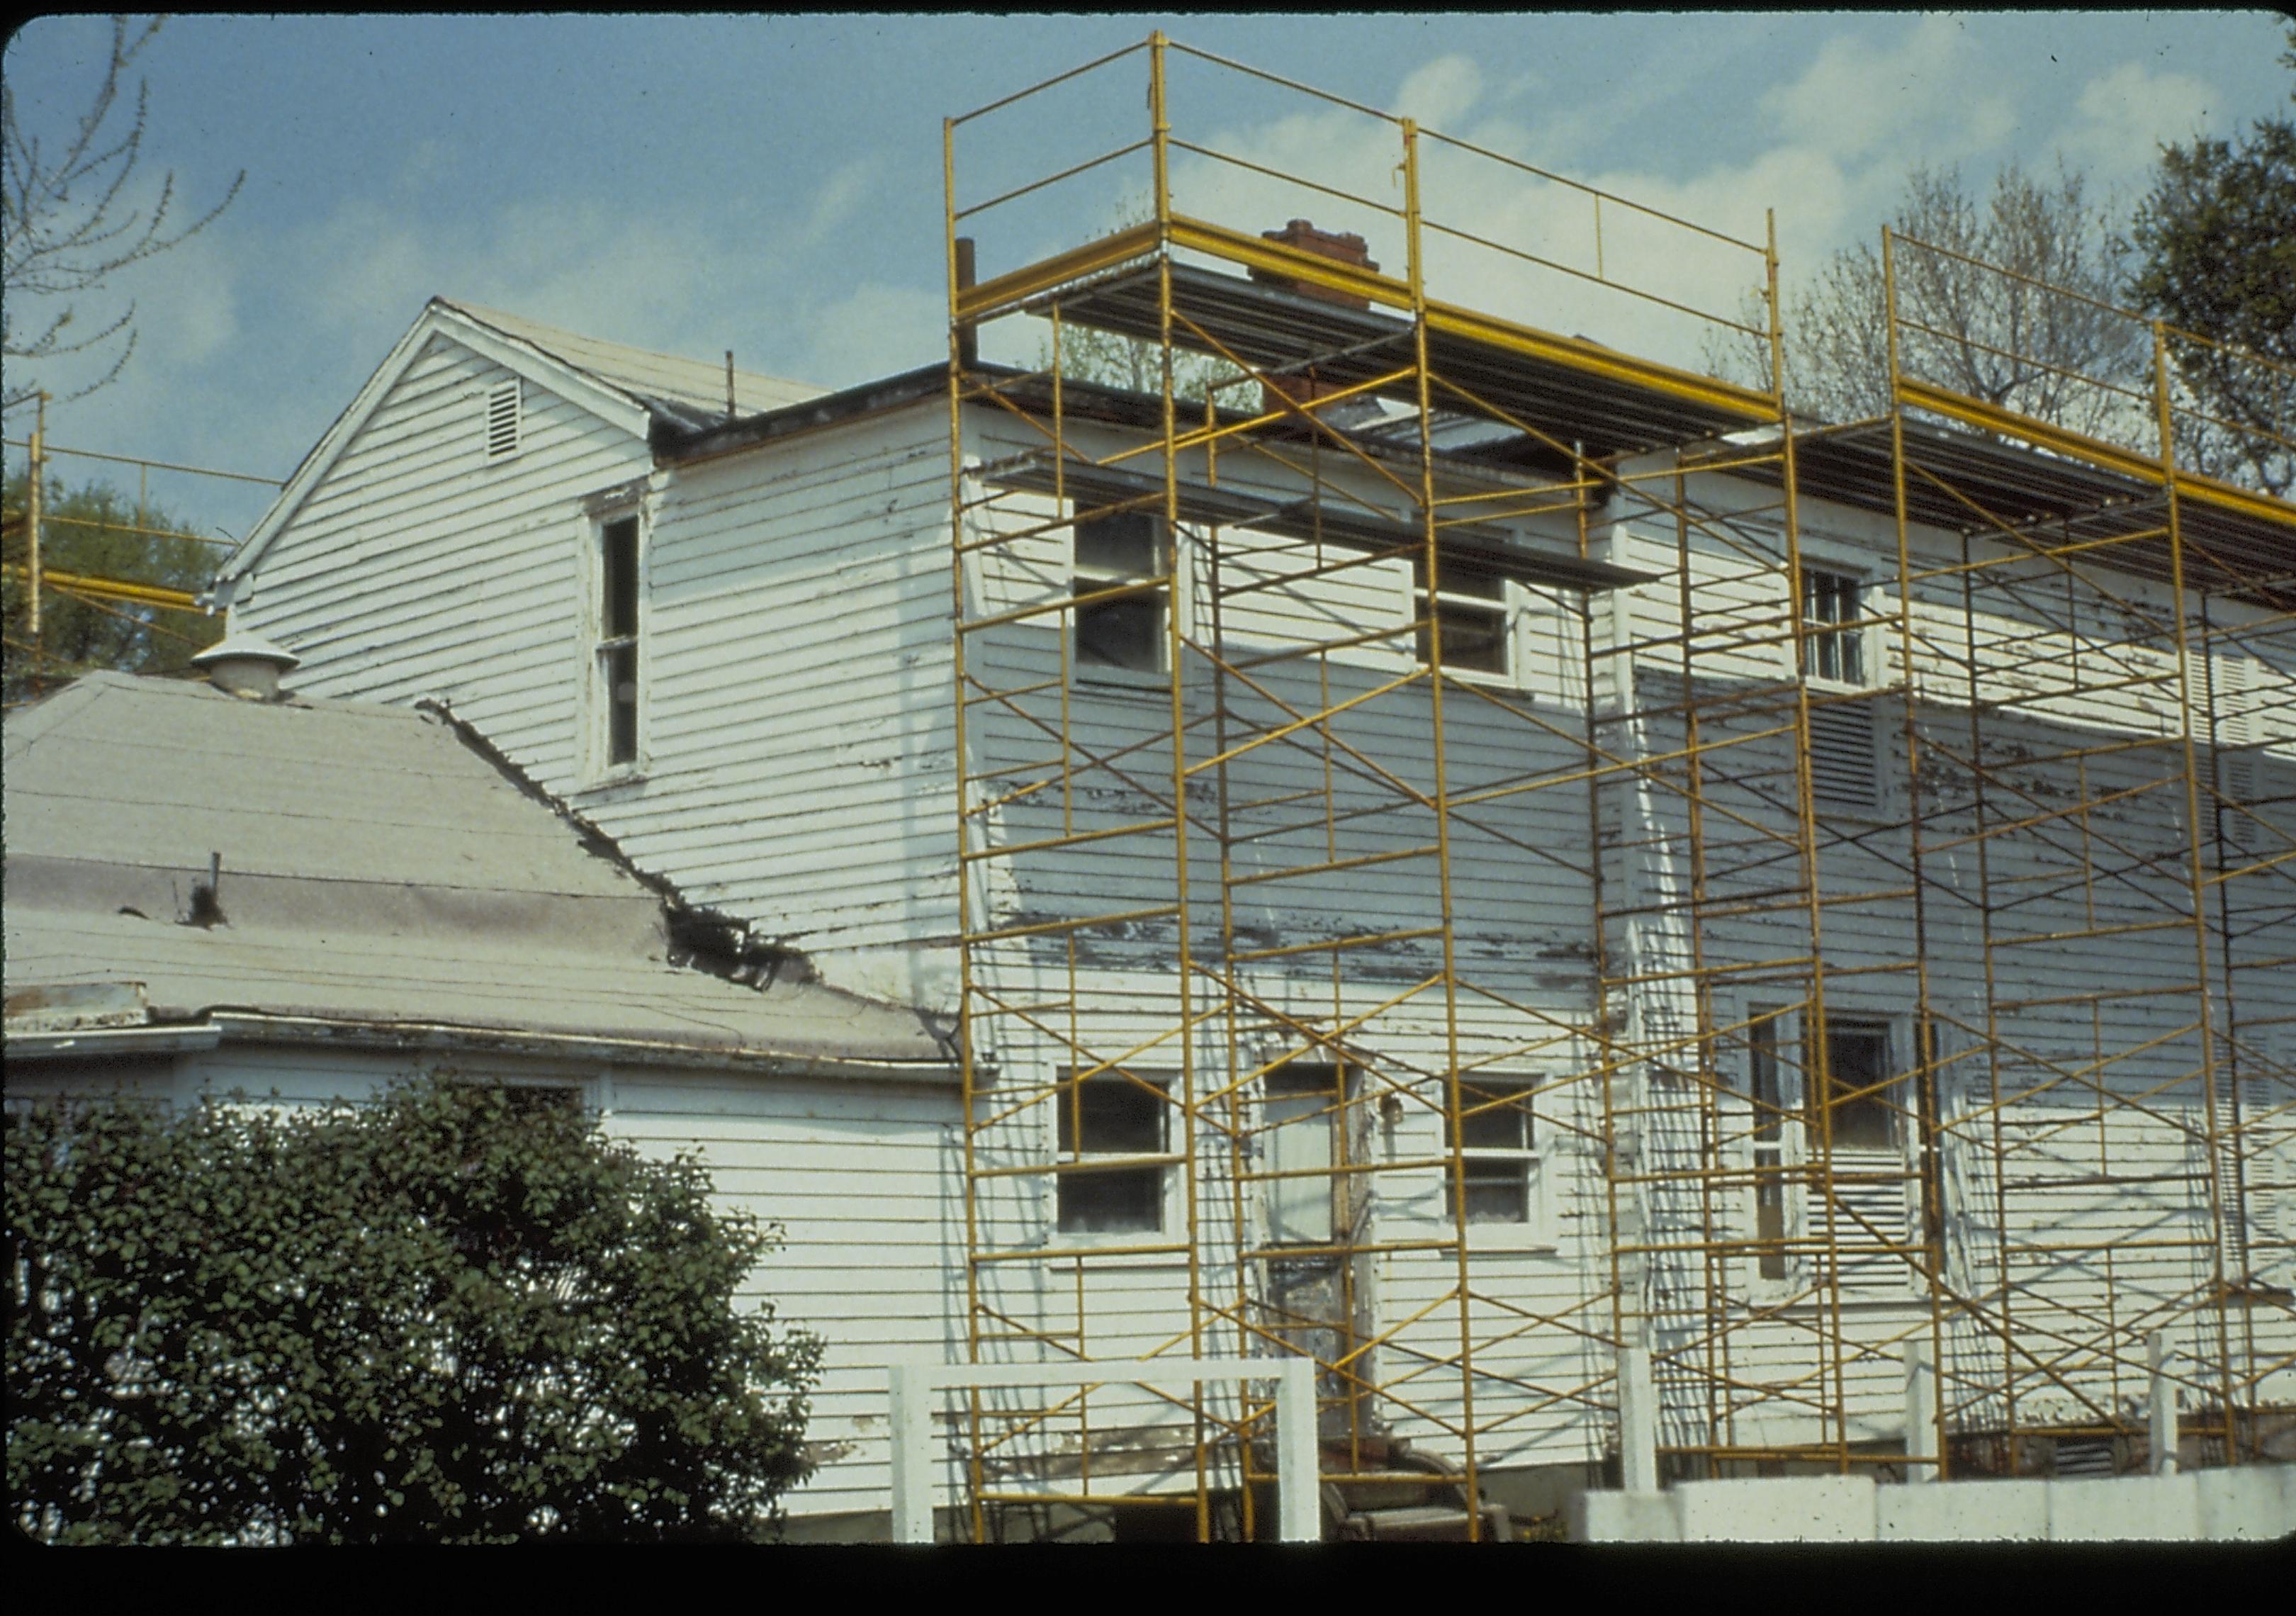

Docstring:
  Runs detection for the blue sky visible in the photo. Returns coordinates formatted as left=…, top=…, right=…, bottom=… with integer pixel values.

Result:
left=4, top=11, right=2290, bottom=544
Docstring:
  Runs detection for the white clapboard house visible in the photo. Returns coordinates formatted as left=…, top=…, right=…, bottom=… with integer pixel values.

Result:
left=196, top=231, right=2294, bottom=1538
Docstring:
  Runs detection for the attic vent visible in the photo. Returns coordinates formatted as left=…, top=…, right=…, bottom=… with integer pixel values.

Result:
left=1807, top=699, right=1880, bottom=814
left=485, top=378, right=522, bottom=461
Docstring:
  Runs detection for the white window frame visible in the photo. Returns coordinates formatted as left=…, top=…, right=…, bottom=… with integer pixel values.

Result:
left=1408, top=554, right=1518, bottom=687
left=1052, top=1067, right=1179, bottom=1241
left=1443, top=1073, right=1551, bottom=1250
left=585, top=502, right=646, bottom=782
left=1797, top=560, right=1880, bottom=692
left=1738, top=1003, right=1801, bottom=1291
left=1069, top=507, right=1176, bottom=690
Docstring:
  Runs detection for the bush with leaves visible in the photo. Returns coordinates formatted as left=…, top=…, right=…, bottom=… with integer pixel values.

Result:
left=6, top=1076, right=821, bottom=1544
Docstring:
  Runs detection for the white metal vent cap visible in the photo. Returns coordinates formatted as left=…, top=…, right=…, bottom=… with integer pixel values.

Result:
left=191, top=632, right=302, bottom=701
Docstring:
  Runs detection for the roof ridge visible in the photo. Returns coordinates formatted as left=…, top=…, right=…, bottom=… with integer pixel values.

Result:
left=433, top=296, right=817, bottom=397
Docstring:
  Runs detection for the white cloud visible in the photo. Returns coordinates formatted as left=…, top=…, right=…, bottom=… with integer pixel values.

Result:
left=1392, top=55, right=1483, bottom=128
left=2054, top=61, right=2222, bottom=192
left=1757, top=14, right=1971, bottom=162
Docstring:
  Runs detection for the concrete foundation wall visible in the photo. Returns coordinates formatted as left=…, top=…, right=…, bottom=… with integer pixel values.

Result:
left=1573, top=1466, right=2295, bottom=1543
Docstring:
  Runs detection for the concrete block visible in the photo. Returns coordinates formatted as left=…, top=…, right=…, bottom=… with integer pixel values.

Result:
left=1673, top=1476, right=1876, bottom=1542
left=2193, top=1466, right=2296, bottom=1542
left=1875, top=1478, right=2048, bottom=1542
left=2047, top=1474, right=2198, bottom=1542
left=1570, top=1488, right=1679, bottom=1543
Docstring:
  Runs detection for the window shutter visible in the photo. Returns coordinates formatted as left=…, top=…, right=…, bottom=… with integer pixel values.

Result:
left=485, top=379, right=522, bottom=461
left=1807, top=699, right=1879, bottom=812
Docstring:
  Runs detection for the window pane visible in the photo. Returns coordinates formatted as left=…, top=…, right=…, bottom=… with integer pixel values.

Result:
left=1801, top=569, right=1864, bottom=685
left=605, top=643, right=638, bottom=765
left=1748, top=1015, right=1784, bottom=1143
left=1453, top=1162, right=1529, bottom=1224
left=602, top=517, right=640, bottom=639
left=1756, top=1180, right=1787, bottom=1278
left=1059, top=1077, right=1166, bottom=1156
left=1455, top=1089, right=1529, bottom=1151
left=1074, top=511, right=1162, bottom=576
left=1058, top=1167, right=1164, bottom=1233
left=1264, top=1063, right=1344, bottom=1246
left=1417, top=600, right=1507, bottom=674
left=1076, top=595, right=1164, bottom=670
left=1412, top=556, right=1504, bottom=600
left=1823, top=1023, right=1896, bottom=1149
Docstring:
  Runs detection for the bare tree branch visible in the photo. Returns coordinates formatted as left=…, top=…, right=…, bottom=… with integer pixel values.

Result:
left=1710, top=162, right=2148, bottom=444
left=3, top=16, right=244, bottom=414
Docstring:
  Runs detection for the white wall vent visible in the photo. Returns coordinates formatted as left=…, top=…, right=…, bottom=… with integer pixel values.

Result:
left=485, top=378, right=522, bottom=461
left=1807, top=699, right=1880, bottom=813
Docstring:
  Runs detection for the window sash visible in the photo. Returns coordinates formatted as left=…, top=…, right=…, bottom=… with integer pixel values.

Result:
left=1056, top=1073, right=1171, bottom=1235
left=1073, top=512, right=1170, bottom=673
left=1413, top=559, right=1509, bottom=675
left=595, top=514, right=641, bottom=769
left=1801, top=568, right=1865, bottom=685
left=1447, top=1083, right=1536, bottom=1225
left=1748, top=1011, right=1790, bottom=1278
left=1818, top=1021, right=1898, bottom=1150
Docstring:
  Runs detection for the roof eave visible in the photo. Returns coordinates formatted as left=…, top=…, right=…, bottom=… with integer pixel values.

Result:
left=4, top=1008, right=957, bottom=1085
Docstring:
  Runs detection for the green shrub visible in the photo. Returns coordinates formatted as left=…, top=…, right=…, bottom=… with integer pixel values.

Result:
left=6, top=1077, right=820, bottom=1543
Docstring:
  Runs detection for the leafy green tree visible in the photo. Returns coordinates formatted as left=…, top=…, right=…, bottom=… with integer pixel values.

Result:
left=2, top=466, right=225, bottom=704
left=2124, top=25, right=2295, bottom=495
left=6, top=1076, right=821, bottom=1544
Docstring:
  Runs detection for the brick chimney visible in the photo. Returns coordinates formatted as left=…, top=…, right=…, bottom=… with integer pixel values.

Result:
left=1247, top=220, right=1380, bottom=419
left=1248, top=218, right=1378, bottom=309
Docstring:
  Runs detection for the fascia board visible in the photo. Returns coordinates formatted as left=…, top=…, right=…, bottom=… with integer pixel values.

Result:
left=206, top=1013, right=959, bottom=1085
left=5, top=1022, right=224, bottom=1060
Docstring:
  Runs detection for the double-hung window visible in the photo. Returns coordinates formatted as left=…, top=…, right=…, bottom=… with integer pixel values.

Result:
left=1414, top=556, right=1509, bottom=678
left=594, top=512, right=641, bottom=771
left=1055, top=1071, right=1171, bottom=1234
left=1800, top=567, right=1866, bottom=685
left=1446, top=1078, right=1537, bottom=1225
left=1072, top=510, right=1169, bottom=675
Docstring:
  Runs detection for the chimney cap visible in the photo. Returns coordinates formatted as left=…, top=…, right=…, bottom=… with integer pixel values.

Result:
left=191, top=632, right=300, bottom=700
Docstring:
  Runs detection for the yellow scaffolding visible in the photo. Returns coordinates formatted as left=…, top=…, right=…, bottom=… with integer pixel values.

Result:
left=938, top=33, right=2292, bottom=1538
left=2, top=401, right=268, bottom=702
left=1874, top=230, right=2296, bottom=1474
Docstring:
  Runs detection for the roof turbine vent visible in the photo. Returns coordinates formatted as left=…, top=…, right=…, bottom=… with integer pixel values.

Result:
left=191, top=632, right=302, bottom=701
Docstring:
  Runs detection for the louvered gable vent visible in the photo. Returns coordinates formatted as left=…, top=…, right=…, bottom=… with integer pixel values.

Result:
left=485, top=378, right=522, bottom=461
left=1808, top=699, right=1879, bottom=813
